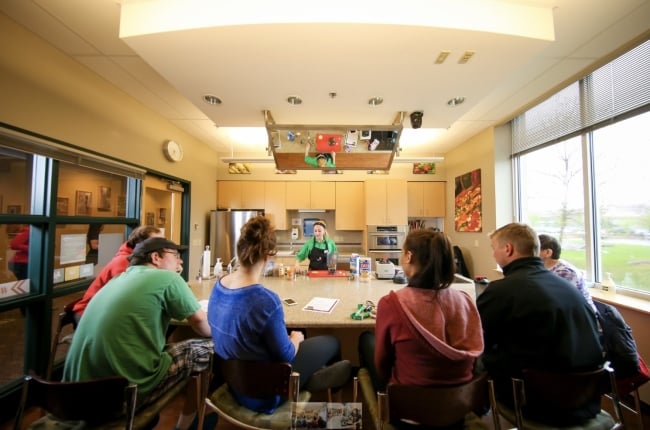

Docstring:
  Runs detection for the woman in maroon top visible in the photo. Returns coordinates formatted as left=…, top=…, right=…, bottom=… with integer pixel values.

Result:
left=358, top=230, right=483, bottom=391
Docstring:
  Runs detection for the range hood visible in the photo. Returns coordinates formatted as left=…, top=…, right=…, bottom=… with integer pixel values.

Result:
left=264, top=110, right=405, bottom=171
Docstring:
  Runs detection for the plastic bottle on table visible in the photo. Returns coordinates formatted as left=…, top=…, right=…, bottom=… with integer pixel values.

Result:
left=601, top=272, right=617, bottom=295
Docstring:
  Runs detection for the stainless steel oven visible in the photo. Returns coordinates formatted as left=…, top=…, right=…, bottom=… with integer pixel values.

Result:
left=367, top=226, right=407, bottom=270
left=367, top=225, right=407, bottom=251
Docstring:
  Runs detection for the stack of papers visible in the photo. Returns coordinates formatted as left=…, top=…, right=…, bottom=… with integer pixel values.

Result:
left=303, top=297, right=339, bottom=313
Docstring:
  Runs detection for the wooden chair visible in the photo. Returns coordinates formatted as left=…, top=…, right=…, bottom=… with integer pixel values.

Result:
left=14, top=370, right=138, bottom=430
left=47, top=298, right=81, bottom=379
left=16, top=369, right=210, bottom=430
left=492, top=363, right=624, bottom=430
left=199, top=358, right=311, bottom=430
left=358, top=368, right=499, bottom=430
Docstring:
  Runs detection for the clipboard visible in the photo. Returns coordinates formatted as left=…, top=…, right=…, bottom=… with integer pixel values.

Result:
left=303, top=297, right=340, bottom=313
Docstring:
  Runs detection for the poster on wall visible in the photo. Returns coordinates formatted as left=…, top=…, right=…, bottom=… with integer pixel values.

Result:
left=454, top=168, right=482, bottom=232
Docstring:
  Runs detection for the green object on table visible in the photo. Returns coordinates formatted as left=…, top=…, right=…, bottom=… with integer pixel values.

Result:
left=350, top=301, right=376, bottom=320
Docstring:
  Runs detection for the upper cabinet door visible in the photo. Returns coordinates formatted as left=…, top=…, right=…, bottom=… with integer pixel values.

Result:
left=407, top=182, right=424, bottom=216
left=365, top=179, right=406, bottom=225
left=336, top=182, right=365, bottom=230
left=310, top=182, right=335, bottom=209
left=364, top=180, right=388, bottom=225
left=217, top=181, right=243, bottom=209
left=407, top=182, right=446, bottom=218
left=241, top=181, right=266, bottom=209
left=422, top=182, right=445, bottom=217
left=285, top=182, right=310, bottom=209
left=385, top=179, right=407, bottom=225
left=265, top=182, right=287, bottom=230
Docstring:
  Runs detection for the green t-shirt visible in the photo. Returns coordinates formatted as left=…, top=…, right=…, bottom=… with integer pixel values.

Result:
left=304, top=154, right=335, bottom=168
left=62, top=265, right=200, bottom=396
left=295, top=237, right=338, bottom=263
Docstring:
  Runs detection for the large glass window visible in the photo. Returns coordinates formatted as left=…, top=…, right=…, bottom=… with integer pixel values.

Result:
left=518, top=136, right=587, bottom=274
left=592, top=112, right=650, bottom=290
left=514, top=39, right=650, bottom=294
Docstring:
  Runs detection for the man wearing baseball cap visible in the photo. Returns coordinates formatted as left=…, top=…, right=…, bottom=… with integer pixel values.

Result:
left=63, top=237, right=213, bottom=430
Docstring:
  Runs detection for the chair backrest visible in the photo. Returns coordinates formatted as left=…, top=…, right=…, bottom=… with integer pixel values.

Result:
left=14, top=371, right=137, bottom=430
left=218, top=358, right=298, bottom=400
left=453, top=245, right=471, bottom=279
left=47, top=297, right=82, bottom=379
left=378, top=372, right=494, bottom=429
left=511, top=364, right=623, bottom=428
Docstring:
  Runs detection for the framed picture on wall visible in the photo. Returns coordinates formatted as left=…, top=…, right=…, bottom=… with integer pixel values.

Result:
left=75, top=191, right=92, bottom=215
left=7, top=204, right=21, bottom=214
left=57, top=197, right=69, bottom=215
left=117, top=195, right=126, bottom=216
left=454, top=169, right=483, bottom=232
left=98, top=186, right=111, bottom=212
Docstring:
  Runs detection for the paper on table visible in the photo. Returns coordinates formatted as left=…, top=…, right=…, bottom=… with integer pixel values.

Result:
left=303, top=297, right=339, bottom=313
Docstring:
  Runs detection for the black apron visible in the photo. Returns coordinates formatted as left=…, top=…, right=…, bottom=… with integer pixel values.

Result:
left=308, top=242, right=329, bottom=270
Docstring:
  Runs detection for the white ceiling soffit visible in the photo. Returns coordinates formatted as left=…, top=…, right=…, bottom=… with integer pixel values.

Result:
left=0, top=0, right=648, bottom=156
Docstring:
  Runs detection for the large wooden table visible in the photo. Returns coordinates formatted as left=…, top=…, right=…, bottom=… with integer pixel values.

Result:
left=188, top=274, right=477, bottom=329
left=186, top=274, right=476, bottom=365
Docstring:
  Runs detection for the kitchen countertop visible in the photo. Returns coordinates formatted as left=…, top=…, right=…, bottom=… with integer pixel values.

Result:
left=188, top=274, right=476, bottom=328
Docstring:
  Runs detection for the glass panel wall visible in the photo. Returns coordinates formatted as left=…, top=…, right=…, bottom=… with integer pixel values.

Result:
left=0, top=148, right=33, bottom=215
left=57, top=164, right=128, bottom=218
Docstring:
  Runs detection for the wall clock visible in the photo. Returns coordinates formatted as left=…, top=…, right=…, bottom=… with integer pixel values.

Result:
left=163, top=140, right=184, bottom=162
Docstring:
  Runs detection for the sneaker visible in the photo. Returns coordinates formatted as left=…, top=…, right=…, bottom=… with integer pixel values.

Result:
left=305, top=360, right=352, bottom=392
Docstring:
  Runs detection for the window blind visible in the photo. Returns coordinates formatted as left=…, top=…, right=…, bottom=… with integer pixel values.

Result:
left=512, top=39, right=650, bottom=154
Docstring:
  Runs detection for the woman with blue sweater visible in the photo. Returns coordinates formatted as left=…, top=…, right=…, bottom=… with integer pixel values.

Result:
left=207, top=215, right=349, bottom=413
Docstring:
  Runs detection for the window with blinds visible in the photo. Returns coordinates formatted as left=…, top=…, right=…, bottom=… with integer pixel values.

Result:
left=513, top=39, right=650, bottom=154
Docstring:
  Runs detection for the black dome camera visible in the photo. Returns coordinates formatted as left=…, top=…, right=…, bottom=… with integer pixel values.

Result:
left=410, top=111, right=423, bottom=129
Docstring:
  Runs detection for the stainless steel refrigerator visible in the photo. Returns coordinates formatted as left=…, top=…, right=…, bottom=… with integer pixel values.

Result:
left=209, top=209, right=264, bottom=268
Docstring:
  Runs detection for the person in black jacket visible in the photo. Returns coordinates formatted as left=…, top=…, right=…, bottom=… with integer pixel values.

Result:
left=477, top=223, right=604, bottom=426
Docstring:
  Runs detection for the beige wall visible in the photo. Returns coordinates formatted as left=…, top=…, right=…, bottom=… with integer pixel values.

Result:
left=0, top=13, right=217, bottom=277
left=445, top=127, right=503, bottom=280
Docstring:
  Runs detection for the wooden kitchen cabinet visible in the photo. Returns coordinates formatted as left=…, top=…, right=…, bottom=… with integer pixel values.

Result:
left=217, top=181, right=265, bottom=209
left=265, top=182, right=287, bottom=230
left=310, top=182, right=335, bottom=209
left=217, top=181, right=242, bottom=209
left=407, top=182, right=446, bottom=217
left=286, top=182, right=310, bottom=209
left=364, top=179, right=407, bottom=225
left=335, top=182, right=365, bottom=230
left=241, top=181, right=266, bottom=209
left=285, top=181, right=335, bottom=209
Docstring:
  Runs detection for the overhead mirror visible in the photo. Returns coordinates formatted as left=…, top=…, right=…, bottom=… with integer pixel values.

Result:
left=264, top=111, right=405, bottom=171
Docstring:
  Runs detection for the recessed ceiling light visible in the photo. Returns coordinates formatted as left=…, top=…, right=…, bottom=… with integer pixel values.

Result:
left=368, top=97, right=384, bottom=106
left=434, top=51, right=451, bottom=64
left=287, top=96, right=302, bottom=105
left=458, top=51, right=475, bottom=64
left=203, top=94, right=222, bottom=105
left=447, top=97, right=465, bottom=107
